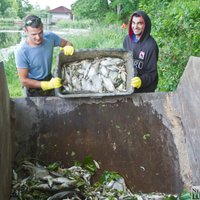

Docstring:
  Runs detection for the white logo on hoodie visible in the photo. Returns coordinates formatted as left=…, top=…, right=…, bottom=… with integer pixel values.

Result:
left=139, top=51, right=145, bottom=60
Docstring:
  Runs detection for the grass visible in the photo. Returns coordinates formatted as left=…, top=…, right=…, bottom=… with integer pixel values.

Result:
left=4, top=54, right=23, bottom=97
left=65, top=26, right=126, bottom=49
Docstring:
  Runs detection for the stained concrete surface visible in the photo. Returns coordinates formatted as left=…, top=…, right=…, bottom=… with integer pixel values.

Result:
left=13, top=95, right=183, bottom=193
left=0, top=62, right=12, bottom=200
left=173, top=56, right=200, bottom=185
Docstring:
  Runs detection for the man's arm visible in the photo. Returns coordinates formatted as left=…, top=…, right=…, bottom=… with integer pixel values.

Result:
left=18, top=68, right=62, bottom=90
left=59, top=38, right=74, bottom=56
left=60, top=38, right=73, bottom=48
left=17, top=68, right=41, bottom=88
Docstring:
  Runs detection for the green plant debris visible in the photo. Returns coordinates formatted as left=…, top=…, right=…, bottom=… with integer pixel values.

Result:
left=143, top=133, right=150, bottom=141
left=11, top=158, right=184, bottom=200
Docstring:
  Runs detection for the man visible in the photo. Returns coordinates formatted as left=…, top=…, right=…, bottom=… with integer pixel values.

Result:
left=123, top=10, right=159, bottom=93
left=15, top=14, right=74, bottom=97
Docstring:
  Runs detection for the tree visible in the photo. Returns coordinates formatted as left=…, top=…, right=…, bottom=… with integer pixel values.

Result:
left=72, top=0, right=140, bottom=23
left=109, top=0, right=139, bottom=20
left=0, top=0, right=12, bottom=16
left=18, top=0, right=33, bottom=18
left=72, top=0, right=109, bottom=20
left=4, top=7, right=18, bottom=18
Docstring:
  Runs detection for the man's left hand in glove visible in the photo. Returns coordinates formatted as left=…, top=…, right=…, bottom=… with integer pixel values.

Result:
left=131, top=77, right=142, bottom=89
left=61, top=45, right=74, bottom=56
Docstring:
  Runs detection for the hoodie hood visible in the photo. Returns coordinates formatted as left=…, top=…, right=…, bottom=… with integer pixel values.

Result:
left=128, top=10, right=151, bottom=42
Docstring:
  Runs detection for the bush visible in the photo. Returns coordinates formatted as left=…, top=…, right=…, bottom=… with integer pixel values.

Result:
left=139, top=0, right=200, bottom=91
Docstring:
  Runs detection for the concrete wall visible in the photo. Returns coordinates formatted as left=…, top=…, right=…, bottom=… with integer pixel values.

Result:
left=13, top=94, right=184, bottom=194
left=173, top=56, right=200, bottom=185
left=0, top=62, right=12, bottom=200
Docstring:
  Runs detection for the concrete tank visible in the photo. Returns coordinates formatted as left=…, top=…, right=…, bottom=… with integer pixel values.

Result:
left=0, top=56, right=200, bottom=200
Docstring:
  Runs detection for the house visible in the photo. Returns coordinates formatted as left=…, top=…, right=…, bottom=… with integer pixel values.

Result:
left=48, top=6, right=73, bottom=24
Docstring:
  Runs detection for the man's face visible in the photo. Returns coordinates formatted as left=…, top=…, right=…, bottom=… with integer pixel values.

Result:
left=25, top=25, right=43, bottom=46
left=131, top=16, right=145, bottom=36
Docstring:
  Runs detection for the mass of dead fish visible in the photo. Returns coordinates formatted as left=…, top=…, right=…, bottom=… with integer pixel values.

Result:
left=60, top=57, right=128, bottom=94
left=10, top=160, right=134, bottom=200
left=10, top=160, right=179, bottom=200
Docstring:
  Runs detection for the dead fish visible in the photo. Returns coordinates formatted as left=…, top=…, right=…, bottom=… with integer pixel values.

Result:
left=40, top=175, right=54, bottom=187
left=64, top=70, right=71, bottom=84
left=72, top=75, right=81, bottom=91
left=109, top=71, right=118, bottom=82
left=22, top=161, right=49, bottom=179
left=87, top=61, right=100, bottom=79
left=53, top=177, right=76, bottom=185
left=47, top=191, right=85, bottom=200
left=82, top=79, right=93, bottom=91
left=120, top=71, right=127, bottom=82
left=104, top=57, right=124, bottom=65
left=116, top=83, right=126, bottom=92
left=31, top=182, right=75, bottom=192
left=99, top=65, right=109, bottom=77
left=60, top=56, right=128, bottom=95
left=102, top=76, right=115, bottom=92
left=104, top=177, right=127, bottom=192
left=90, top=75, right=103, bottom=93
left=82, top=60, right=92, bottom=79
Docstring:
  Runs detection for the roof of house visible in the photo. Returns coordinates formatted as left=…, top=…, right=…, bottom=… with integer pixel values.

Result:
left=48, top=6, right=72, bottom=13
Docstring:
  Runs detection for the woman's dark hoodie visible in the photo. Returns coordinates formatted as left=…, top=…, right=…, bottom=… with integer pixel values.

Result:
left=123, top=10, right=159, bottom=93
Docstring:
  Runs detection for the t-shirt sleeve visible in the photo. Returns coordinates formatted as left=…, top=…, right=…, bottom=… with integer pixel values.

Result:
left=14, top=47, right=28, bottom=69
left=49, top=32, right=62, bottom=47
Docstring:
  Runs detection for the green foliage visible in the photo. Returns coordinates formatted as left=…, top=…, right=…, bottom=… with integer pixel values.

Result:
left=163, top=194, right=178, bottom=200
left=0, top=0, right=32, bottom=19
left=179, top=190, right=191, bottom=200
left=17, top=0, right=33, bottom=19
left=72, top=0, right=109, bottom=20
left=100, top=171, right=121, bottom=184
left=81, top=156, right=98, bottom=174
left=46, top=162, right=60, bottom=171
left=104, top=12, right=118, bottom=24
left=109, top=0, right=139, bottom=20
left=0, top=32, right=21, bottom=48
left=4, top=54, right=23, bottom=97
left=4, top=7, right=18, bottom=18
left=153, top=0, right=200, bottom=91
left=0, top=0, right=12, bottom=16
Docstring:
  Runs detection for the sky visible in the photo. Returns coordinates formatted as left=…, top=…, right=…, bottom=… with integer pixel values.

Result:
left=28, top=0, right=77, bottom=9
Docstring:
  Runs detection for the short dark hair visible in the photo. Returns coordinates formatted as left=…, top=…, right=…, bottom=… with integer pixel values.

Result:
left=24, top=15, right=42, bottom=28
left=133, top=13, right=141, bottom=18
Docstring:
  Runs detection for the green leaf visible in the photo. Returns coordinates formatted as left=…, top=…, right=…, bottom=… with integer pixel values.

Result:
left=46, top=162, right=60, bottom=171
left=100, top=170, right=122, bottom=184
left=180, top=190, right=191, bottom=200
left=82, top=155, right=98, bottom=174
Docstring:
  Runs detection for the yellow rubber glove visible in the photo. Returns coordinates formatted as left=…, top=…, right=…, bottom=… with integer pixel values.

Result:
left=60, top=46, right=74, bottom=56
left=131, top=77, right=142, bottom=89
left=41, top=77, right=62, bottom=91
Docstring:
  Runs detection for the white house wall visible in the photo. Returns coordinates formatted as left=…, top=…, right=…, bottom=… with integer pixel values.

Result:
left=51, top=13, right=71, bottom=23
